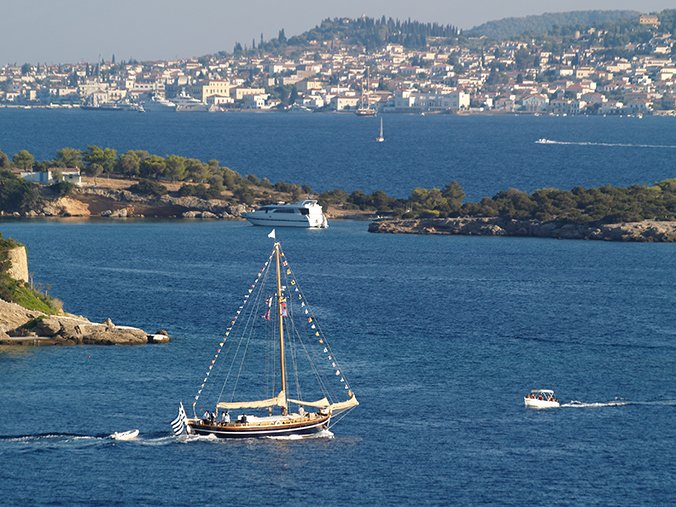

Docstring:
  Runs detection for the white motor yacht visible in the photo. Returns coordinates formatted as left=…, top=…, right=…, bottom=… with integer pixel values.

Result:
left=524, top=389, right=560, bottom=409
left=243, top=200, right=328, bottom=228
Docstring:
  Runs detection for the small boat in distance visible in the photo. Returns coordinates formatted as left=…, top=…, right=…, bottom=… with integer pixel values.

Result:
left=524, top=389, right=560, bottom=409
left=243, top=200, right=328, bottom=228
left=171, top=232, right=358, bottom=439
left=111, top=429, right=139, bottom=440
left=535, top=138, right=556, bottom=144
left=376, top=118, right=385, bottom=143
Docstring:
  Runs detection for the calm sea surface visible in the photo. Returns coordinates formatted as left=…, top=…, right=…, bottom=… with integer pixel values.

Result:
left=0, top=112, right=675, bottom=506
left=0, top=109, right=675, bottom=198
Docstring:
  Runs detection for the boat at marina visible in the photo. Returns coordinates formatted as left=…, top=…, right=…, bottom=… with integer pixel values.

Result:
left=173, top=91, right=208, bottom=112
left=243, top=200, right=328, bottom=228
left=376, top=117, right=385, bottom=142
left=356, top=69, right=377, bottom=116
left=142, top=95, right=177, bottom=112
left=524, top=389, right=560, bottom=409
left=171, top=232, right=358, bottom=439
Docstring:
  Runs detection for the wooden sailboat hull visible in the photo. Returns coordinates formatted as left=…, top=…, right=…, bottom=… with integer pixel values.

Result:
left=187, top=414, right=331, bottom=439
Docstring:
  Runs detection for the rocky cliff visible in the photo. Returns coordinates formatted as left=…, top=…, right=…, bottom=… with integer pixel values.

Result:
left=0, top=298, right=169, bottom=346
left=368, top=217, right=676, bottom=242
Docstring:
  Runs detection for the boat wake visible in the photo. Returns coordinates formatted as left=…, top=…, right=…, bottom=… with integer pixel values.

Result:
left=264, top=429, right=334, bottom=441
left=535, top=138, right=676, bottom=149
left=0, top=430, right=175, bottom=447
left=561, top=399, right=676, bottom=409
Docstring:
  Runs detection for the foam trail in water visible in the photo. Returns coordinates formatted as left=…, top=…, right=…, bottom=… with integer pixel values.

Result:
left=0, top=430, right=176, bottom=446
left=560, top=399, right=676, bottom=409
left=536, top=139, right=676, bottom=149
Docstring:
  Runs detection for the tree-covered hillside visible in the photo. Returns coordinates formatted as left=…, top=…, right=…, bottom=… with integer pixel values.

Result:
left=241, top=16, right=459, bottom=54
left=466, top=10, right=639, bottom=40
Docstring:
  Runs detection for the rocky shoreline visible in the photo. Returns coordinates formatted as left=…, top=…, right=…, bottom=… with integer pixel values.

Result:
left=0, top=187, right=251, bottom=219
left=368, top=217, right=676, bottom=242
left=0, top=298, right=169, bottom=346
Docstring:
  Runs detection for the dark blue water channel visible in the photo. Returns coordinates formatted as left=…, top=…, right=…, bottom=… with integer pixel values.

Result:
left=0, top=109, right=675, bottom=199
left=0, top=220, right=674, bottom=505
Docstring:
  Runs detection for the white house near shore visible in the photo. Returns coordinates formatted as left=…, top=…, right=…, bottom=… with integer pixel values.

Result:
left=20, top=168, right=82, bottom=186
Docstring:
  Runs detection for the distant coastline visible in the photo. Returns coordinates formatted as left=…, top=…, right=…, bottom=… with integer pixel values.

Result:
left=368, top=217, right=676, bottom=242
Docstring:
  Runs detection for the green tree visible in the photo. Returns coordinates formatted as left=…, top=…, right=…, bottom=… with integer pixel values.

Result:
left=55, top=147, right=83, bottom=168
left=119, top=151, right=142, bottom=176
left=84, top=146, right=117, bottom=174
left=0, top=150, right=9, bottom=168
left=12, top=150, right=34, bottom=170
left=165, top=155, right=187, bottom=181
left=442, top=181, right=465, bottom=211
left=139, top=155, right=167, bottom=179
left=128, top=179, right=167, bottom=197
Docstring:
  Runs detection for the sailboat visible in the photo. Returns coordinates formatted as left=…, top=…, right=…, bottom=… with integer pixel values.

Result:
left=376, top=117, right=385, bottom=143
left=172, top=230, right=359, bottom=439
left=356, top=69, right=377, bottom=116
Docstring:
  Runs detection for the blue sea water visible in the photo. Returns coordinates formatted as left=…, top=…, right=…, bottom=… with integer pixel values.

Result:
left=0, top=220, right=675, bottom=506
left=0, top=112, right=675, bottom=505
left=0, top=109, right=674, bottom=199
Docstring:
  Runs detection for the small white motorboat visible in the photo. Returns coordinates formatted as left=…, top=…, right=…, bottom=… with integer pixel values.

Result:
left=524, top=389, right=560, bottom=409
left=111, top=429, right=140, bottom=440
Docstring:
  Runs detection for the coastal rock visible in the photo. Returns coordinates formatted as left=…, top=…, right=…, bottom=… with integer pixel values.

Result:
left=227, top=204, right=248, bottom=217
left=109, top=208, right=130, bottom=218
left=162, top=195, right=230, bottom=213
left=33, top=316, right=63, bottom=337
left=0, top=299, right=43, bottom=332
left=82, top=325, right=148, bottom=345
left=40, top=197, right=91, bottom=217
left=0, top=298, right=167, bottom=347
left=182, top=210, right=219, bottom=218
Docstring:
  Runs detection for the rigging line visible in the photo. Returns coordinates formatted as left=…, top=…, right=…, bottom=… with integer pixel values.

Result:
left=292, top=322, right=332, bottom=400
left=283, top=267, right=331, bottom=400
left=217, top=259, right=272, bottom=404
left=193, top=250, right=272, bottom=411
left=229, top=265, right=269, bottom=402
left=288, top=308, right=303, bottom=402
left=328, top=406, right=357, bottom=429
left=282, top=250, right=354, bottom=393
left=282, top=268, right=303, bottom=401
left=219, top=254, right=273, bottom=403
left=280, top=249, right=336, bottom=401
left=194, top=252, right=273, bottom=405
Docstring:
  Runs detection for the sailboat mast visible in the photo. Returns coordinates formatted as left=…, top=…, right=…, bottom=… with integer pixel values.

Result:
left=274, top=242, right=287, bottom=407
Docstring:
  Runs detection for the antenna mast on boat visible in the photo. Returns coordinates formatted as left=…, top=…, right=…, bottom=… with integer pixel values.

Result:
left=274, top=240, right=288, bottom=412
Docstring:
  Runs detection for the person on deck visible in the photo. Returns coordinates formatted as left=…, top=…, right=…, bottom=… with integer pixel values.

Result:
left=222, top=411, right=230, bottom=423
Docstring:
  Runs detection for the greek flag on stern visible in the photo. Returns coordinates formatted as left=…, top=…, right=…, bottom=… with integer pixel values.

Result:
left=171, top=402, right=187, bottom=436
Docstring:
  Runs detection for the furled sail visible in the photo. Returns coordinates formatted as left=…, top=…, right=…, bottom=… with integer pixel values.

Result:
left=217, top=391, right=287, bottom=410
left=329, top=395, right=359, bottom=413
left=288, top=397, right=330, bottom=408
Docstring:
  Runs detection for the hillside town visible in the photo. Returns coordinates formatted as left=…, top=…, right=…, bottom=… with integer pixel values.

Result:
left=1, top=14, right=674, bottom=116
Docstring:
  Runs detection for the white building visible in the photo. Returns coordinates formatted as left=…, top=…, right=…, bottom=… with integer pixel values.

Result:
left=21, top=168, right=82, bottom=186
